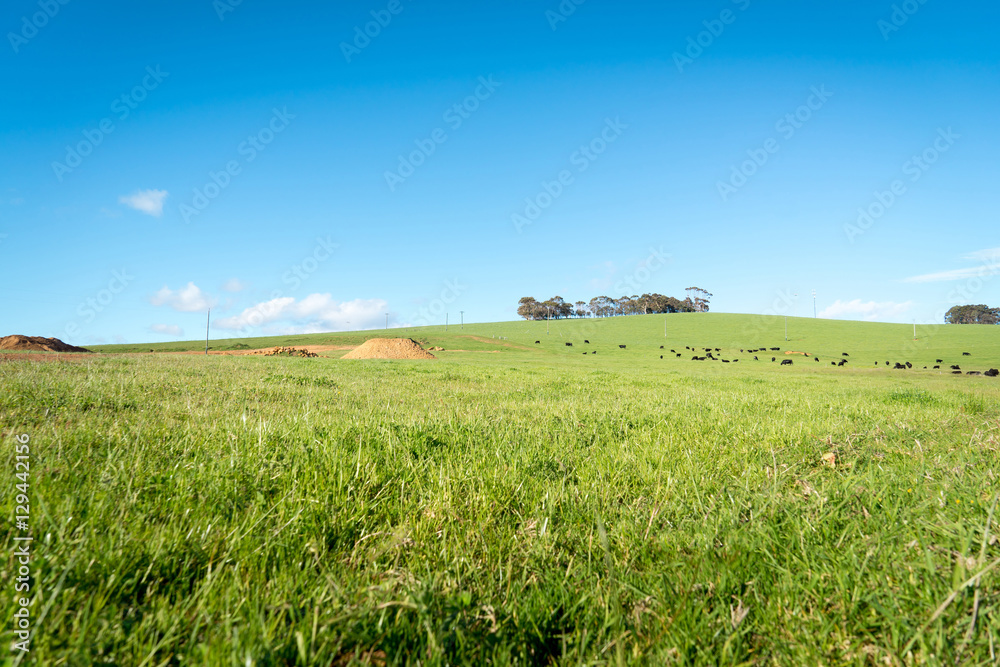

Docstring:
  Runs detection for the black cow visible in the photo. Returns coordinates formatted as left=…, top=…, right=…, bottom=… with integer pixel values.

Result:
left=722, top=359, right=730, bottom=363
left=951, top=365, right=961, bottom=370
left=905, top=362, right=912, bottom=368
left=659, top=345, right=664, bottom=349
left=894, top=363, right=906, bottom=369
left=985, top=369, right=999, bottom=377
left=952, top=371, right=962, bottom=374
left=885, top=361, right=889, bottom=366
left=676, top=354, right=681, bottom=358
left=933, top=365, right=940, bottom=369
left=831, top=361, right=836, bottom=366
left=592, top=351, right=597, bottom=355
left=535, top=340, right=540, bottom=344
left=566, top=342, right=573, bottom=347
left=936, top=359, right=943, bottom=363
left=781, top=359, right=793, bottom=366
left=619, top=345, right=626, bottom=349
left=838, top=360, right=847, bottom=367
left=963, top=352, right=971, bottom=356
left=660, top=355, right=663, bottom=359
left=814, top=357, right=820, bottom=362
left=842, top=353, right=849, bottom=357
left=968, top=371, right=982, bottom=376
left=771, top=347, right=780, bottom=351
left=753, top=356, right=758, bottom=360
left=584, top=340, right=590, bottom=344
left=771, top=357, right=776, bottom=362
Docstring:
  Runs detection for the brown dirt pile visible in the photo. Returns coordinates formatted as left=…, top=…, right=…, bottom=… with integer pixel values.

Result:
left=342, top=338, right=436, bottom=360
left=0, top=335, right=91, bottom=353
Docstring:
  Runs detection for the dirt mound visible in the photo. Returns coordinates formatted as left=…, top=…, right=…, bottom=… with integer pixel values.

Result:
left=342, top=338, right=436, bottom=360
left=0, top=335, right=90, bottom=353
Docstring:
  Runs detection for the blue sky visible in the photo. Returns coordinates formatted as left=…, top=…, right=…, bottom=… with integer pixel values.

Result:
left=1, top=0, right=998, bottom=344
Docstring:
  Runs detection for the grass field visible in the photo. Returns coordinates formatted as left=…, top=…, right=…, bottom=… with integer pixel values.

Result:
left=3, top=314, right=1000, bottom=665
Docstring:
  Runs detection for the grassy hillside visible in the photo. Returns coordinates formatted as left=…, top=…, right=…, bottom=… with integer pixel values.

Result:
left=91, top=313, right=1000, bottom=372
left=3, top=314, right=999, bottom=664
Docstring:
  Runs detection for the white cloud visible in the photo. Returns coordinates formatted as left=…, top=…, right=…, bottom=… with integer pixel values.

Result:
left=149, top=324, right=183, bottom=336
left=818, top=299, right=915, bottom=322
left=215, top=294, right=387, bottom=333
left=903, top=247, right=1000, bottom=283
left=150, top=283, right=215, bottom=312
left=222, top=278, right=246, bottom=293
left=120, top=189, right=168, bottom=217
left=903, top=267, right=1000, bottom=283
left=965, top=247, right=1000, bottom=262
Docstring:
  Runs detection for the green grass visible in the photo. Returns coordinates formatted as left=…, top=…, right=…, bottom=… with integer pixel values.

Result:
left=3, top=314, right=1000, bottom=665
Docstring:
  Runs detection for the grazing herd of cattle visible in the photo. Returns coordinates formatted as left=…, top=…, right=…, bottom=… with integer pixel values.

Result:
left=533, top=340, right=999, bottom=377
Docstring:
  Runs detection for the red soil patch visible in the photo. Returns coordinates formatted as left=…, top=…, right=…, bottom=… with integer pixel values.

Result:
left=0, top=335, right=90, bottom=353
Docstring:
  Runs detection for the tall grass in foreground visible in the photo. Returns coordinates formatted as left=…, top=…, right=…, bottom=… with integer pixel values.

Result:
left=2, top=354, right=999, bottom=665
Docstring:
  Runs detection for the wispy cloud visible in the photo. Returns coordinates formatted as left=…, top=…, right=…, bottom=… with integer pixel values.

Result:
left=214, top=294, right=387, bottom=332
left=120, top=189, right=168, bottom=217
left=222, top=278, right=246, bottom=293
left=818, top=299, right=914, bottom=322
left=150, top=283, right=214, bottom=312
left=903, top=247, right=1000, bottom=283
left=149, top=324, right=183, bottom=336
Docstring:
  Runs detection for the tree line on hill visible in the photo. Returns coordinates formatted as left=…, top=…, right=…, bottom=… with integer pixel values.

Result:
left=945, top=304, right=999, bottom=325
left=517, top=287, right=712, bottom=320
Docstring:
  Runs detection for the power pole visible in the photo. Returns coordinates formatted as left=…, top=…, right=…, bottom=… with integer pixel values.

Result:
left=446, top=313, right=448, bottom=332
left=812, top=290, right=817, bottom=318
left=460, top=311, right=464, bottom=330
left=385, top=313, right=388, bottom=330
left=205, top=308, right=210, bottom=355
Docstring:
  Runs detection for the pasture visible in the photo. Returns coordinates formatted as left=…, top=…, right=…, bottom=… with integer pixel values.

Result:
left=3, top=314, right=1000, bottom=665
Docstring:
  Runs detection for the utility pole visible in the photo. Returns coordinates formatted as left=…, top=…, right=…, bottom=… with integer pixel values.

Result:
left=205, top=308, right=210, bottom=355
left=812, top=290, right=817, bottom=318
left=446, top=313, right=448, bottom=331
left=785, top=315, right=788, bottom=342
left=460, top=311, right=464, bottom=330
left=385, top=313, right=388, bottom=330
